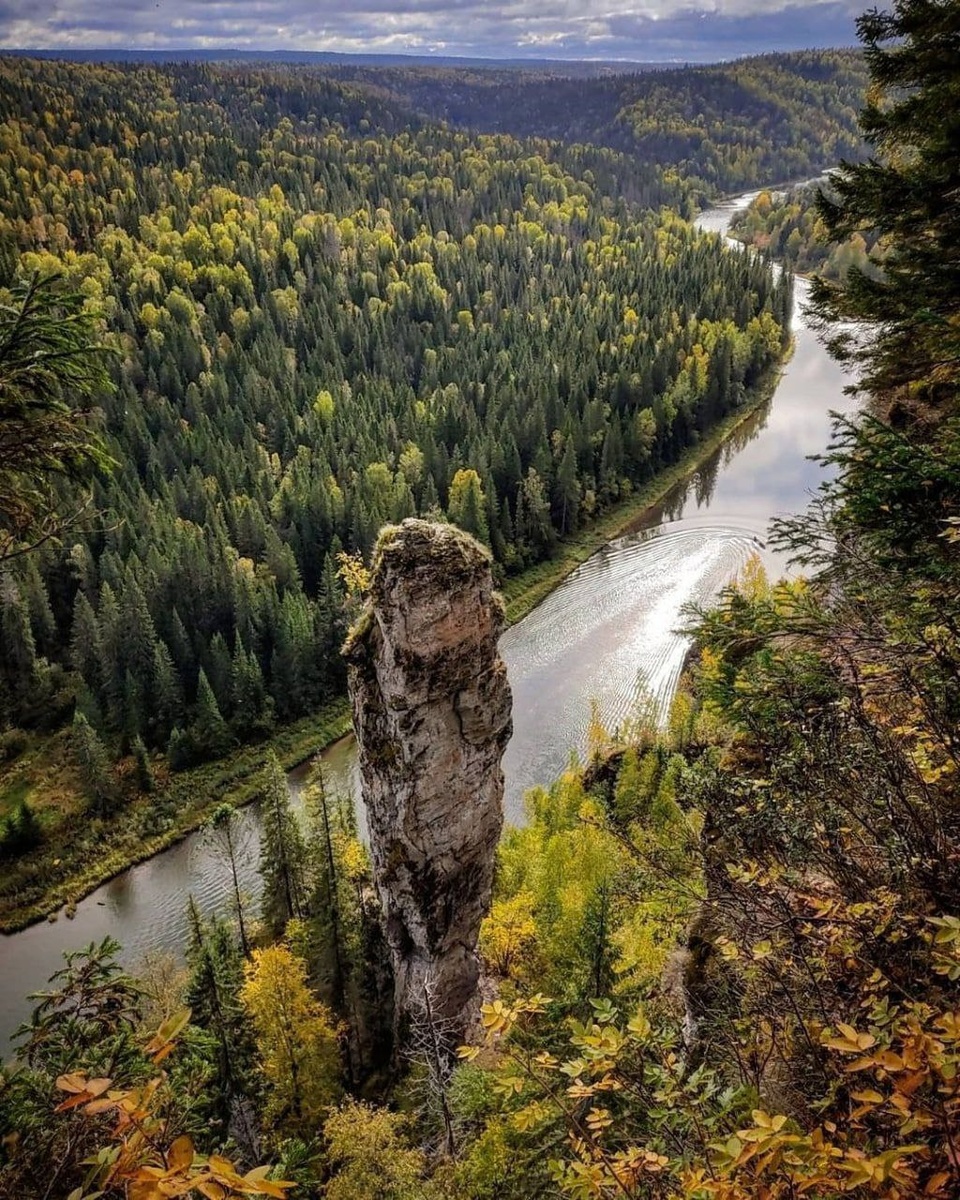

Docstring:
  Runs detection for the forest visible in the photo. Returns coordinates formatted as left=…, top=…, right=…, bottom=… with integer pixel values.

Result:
left=729, top=181, right=886, bottom=279
left=0, top=53, right=795, bottom=893
left=6, top=7, right=960, bottom=1195
left=329, top=51, right=869, bottom=198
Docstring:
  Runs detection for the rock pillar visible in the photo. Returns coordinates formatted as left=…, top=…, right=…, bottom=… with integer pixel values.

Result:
left=344, top=520, right=512, bottom=1041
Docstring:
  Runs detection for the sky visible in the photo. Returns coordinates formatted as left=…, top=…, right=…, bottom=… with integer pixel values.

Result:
left=0, top=0, right=864, bottom=62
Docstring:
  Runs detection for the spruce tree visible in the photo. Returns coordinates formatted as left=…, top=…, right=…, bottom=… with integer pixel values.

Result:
left=69, top=590, right=102, bottom=695
left=72, top=711, right=117, bottom=815
left=258, top=751, right=307, bottom=937
left=0, top=274, right=113, bottom=561
left=132, top=734, right=155, bottom=794
left=190, top=668, right=232, bottom=760
left=1, top=799, right=42, bottom=858
left=0, top=576, right=37, bottom=722
left=153, top=641, right=185, bottom=744
left=231, top=642, right=273, bottom=739
left=811, top=0, right=960, bottom=404
left=167, top=725, right=191, bottom=772
left=184, top=904, right=257, bottom=1148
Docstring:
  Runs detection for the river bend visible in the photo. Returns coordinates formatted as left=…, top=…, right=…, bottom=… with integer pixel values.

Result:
left=0, top=191, right=853, bottom=1055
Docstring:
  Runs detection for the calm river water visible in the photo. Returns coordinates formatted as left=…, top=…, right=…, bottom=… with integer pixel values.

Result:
left=0, top=192, right=853, bottom=1056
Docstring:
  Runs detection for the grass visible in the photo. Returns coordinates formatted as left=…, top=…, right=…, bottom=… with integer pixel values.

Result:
left=0, top=360, right=786, bottom=932
left=0, top=701, right=351, bottom=933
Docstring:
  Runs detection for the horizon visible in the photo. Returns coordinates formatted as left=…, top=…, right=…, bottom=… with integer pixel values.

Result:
left=0, top=41, right=860, bottom=72
left=0, top=44, right=849, bottom=67
left=0, top=0, right=865, bottom=63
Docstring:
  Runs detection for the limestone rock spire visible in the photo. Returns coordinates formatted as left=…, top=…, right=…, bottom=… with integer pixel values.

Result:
left=344, top=519, right=512, bottom=1042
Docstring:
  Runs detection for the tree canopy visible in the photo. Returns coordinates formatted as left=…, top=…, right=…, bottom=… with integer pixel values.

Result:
left=0, top=57, right=789, bottom=777
left=0, top=274, right=113, bottom=561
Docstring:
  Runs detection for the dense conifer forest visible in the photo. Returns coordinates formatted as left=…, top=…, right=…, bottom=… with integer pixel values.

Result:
left=0, top=57, right=793, bottom=794
left=8, top=12, right=960, bottom=1196
left=331, top=51, right=869, bottom=197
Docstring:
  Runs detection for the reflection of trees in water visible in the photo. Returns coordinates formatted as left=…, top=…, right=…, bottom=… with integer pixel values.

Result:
left=654, top=393, right=776, bottom=520
left=695, top=449, right=720, bottom=508
left=723, top=396, right=773, bottom=464
left=662, top=487, right=687, bottom=523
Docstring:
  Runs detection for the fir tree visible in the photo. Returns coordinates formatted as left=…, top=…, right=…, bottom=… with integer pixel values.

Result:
left=72, top=710, right=117, bottom=815
left=812, top=0, right=960, bottom=404
left=258, top=752, right=307, bottom=937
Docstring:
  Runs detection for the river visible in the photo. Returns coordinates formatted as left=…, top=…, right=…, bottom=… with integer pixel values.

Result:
left=0, top=191, right=854, bottom=1057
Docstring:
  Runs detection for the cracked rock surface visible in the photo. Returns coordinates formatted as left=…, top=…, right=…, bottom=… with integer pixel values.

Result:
left=344, top=520, right=512, bottom=1040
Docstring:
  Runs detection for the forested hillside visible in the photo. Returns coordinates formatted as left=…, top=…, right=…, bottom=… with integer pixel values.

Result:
left=730, top=180, right=886, bottom=279
left=2, top=0, right=959, bottom=1195
left=332, top=51, right=869, bottom=198
left=0, top=58, right=789, bottom=790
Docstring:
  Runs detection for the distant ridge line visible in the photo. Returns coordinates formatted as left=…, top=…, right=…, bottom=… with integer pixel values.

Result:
left=0, top=47, right=688, bottom=74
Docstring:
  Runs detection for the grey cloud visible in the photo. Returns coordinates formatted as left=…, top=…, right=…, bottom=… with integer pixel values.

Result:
left=1, top=0, right=861, bottom=59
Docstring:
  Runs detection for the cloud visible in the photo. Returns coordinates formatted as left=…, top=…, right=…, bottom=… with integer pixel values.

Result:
left=0, top=0, right=863, bottom=60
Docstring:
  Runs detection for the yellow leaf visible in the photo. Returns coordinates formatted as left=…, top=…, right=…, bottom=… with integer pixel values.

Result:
left=82, top=1098, right=117, bottom=1116
left=56, top=1072, right=91, bottom=1094
left=208, top=1155, right=244, bottom=1184
left=145, top=1008, right=192, bottom=1059
left=247, top=1182, right=297, bottom=1199
left=168, top=1135, right=194, bottom=1174
left=195, top=1181, right=227, bottom=1200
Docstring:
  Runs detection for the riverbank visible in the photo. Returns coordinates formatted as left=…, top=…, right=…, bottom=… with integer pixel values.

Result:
left=501, top=358, right=787, bottom=625
left=0, top=703, right=352, bottom=933
left=0, top=354, right=787, bottom=935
